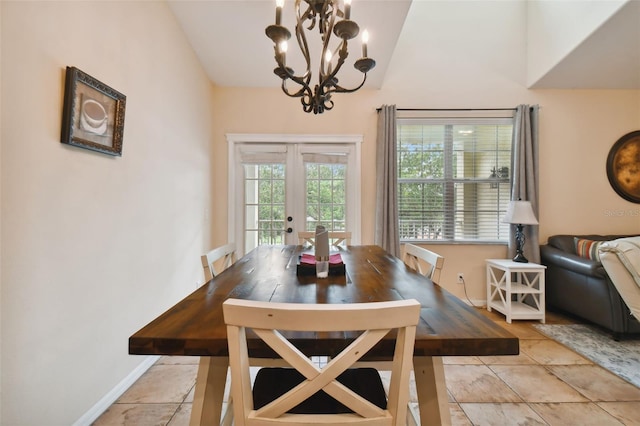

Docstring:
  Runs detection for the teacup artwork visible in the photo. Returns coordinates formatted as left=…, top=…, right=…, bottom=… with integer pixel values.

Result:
left=80, top=97, right=108, bottom=135
left=61, top=66, right=126, bottom=156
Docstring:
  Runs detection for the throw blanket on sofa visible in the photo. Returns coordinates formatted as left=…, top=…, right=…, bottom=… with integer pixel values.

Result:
left=599, top=237, right=640, bottom=322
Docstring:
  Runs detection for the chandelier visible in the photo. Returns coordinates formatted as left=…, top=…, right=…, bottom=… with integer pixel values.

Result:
left=265, top=0, right=376, bottom=114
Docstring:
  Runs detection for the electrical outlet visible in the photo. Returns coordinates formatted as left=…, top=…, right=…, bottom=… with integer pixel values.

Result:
left=457, top=273, right=464, bottom=284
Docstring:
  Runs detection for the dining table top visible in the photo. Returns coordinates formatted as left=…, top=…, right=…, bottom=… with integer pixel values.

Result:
left=129, top=245, right=518, bottom=359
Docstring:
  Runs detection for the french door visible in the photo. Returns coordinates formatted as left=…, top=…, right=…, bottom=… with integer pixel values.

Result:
left=227, top=134, right=361, bottom=255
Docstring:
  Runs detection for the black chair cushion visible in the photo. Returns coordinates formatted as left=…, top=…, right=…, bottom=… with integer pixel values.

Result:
left=252, top=367, right=387, bottom=414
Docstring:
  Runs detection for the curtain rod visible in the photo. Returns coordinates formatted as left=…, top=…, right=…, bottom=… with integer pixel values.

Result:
left=376, top=107, right=517, bottom=112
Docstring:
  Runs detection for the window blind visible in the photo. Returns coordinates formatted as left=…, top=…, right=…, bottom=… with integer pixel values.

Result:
left=397, top=117, right=513, bottom=242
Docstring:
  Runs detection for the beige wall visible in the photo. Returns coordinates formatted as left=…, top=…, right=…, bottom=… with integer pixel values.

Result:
left=1, top=1, right=213, bottom=424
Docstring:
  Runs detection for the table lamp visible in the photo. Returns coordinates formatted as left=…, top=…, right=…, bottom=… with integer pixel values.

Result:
left=503, top=200, right=538, bottom=263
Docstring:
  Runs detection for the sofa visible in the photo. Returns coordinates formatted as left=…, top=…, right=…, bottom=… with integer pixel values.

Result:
left=540, top=234, right=640, bottom=339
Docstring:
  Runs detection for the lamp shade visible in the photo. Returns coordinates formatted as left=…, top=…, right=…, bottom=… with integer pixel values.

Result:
left=503, top=201, right=538, bottom=225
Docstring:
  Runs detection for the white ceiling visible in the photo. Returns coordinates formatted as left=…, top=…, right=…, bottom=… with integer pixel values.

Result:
left=530, top=0, right=640, bottom=89
left=167, top=0, right=640, bottom=90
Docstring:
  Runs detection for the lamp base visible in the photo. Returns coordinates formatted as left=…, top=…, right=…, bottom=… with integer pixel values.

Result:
left=512, top=223, right=529, bottom=262
left=512, top=252, right=529, bottom=263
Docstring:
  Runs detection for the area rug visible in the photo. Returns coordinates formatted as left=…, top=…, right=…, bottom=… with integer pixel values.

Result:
left=533, top=324, right=640, bottom=388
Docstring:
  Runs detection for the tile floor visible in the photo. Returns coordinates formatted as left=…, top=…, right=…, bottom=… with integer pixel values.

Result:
left=94, top=309, right=640, bottom=425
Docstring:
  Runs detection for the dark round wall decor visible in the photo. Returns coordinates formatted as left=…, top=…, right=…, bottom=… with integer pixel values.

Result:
left=606, top=130, right=640, bottom=203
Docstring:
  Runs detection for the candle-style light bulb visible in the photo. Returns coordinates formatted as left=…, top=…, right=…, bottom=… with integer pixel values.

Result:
left=279, top=40, right=288, bottom=64
left=362, top=29, right=369, bottom=57
left=325, top=50, right=333, bottom=74
left=344, top=0, right=351, bottom=20
left=275, top=0, right=284, bottom=25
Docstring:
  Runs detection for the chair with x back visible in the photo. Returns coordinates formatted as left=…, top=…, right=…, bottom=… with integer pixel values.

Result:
left=402, top=243, right=445, bottom=285
left=298, top=231, right=352, bottom=249
left=201, top=242, right=237, bottom=282
left=223, top=298, right=420, bottom=425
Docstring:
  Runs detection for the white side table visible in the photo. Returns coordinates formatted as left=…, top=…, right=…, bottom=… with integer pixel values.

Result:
left=486, top=259, right=546, bottom=323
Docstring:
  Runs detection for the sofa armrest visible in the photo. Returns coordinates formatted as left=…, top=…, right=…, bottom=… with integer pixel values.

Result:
left=540, top=244, right=606, bottom=277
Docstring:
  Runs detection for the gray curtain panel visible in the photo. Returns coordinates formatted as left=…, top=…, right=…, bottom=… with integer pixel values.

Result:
left=375, top=105, right=400, bottom=257
left=510, top=104, right=540, bottom=263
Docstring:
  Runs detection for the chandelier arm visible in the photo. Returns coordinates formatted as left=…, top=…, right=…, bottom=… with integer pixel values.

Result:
left=272, top=23, right=313, bottom=93
left=299, top=0, right=316, bottom=31
left=318, top=0, right=332, bottom=35
left=319, top=1, right=339, bottom=82
left=309, top=84, right=334, bottom=114
left=276, top=54, right=311, bottom=86
left=325, top=72, right=368, bottom=95
left=282, top=70, right=312, bottom=100
left=280, top=79, right=310, bottom=99
left=301, top=90, right=316, bottom=113
left=320, top=38, right=348, bottom=86
left=292, top=0, right=313, bottom=85
left=295, top=27, right=312, bottom=82
left=320, top=98, right=335, bottom=112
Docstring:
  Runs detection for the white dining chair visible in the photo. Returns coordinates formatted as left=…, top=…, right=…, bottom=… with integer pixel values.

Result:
left=200, top=243, right=238, bottom=425
left=298, top=231, right=352, bottom=249
left=201, top=242, right=237, bottom=282
left=223, top=298, right=420, bottom=425
left=402, top=243, right=445, bottom=285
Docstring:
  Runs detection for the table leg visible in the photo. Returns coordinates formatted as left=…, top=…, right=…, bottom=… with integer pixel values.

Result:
left=413, top=356, right=451, bottom=426
left=190, top=356, right=229, bottom=426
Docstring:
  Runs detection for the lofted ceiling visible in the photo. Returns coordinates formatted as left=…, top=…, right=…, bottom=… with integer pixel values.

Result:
left=167, top=0, right=640, bottom=91
left=529, top=0, right=640, bottom=89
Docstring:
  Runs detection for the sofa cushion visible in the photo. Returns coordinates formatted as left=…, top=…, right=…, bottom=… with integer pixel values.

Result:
left=599, top=237, right=640, bottom=322
left=575, top=238, right=605, bottom=262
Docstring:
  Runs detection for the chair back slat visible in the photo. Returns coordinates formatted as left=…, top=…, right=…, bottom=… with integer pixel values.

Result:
left=402, top=243, right=445, bottom=285
left=201, top=243, right=236, bottom=281
left=298, top=231, right=352, bottom=249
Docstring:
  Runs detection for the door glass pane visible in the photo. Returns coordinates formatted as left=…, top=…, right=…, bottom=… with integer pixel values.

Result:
left=244, top=163, right=286, bottom=252
left=304, top=163, right=347, bottom=231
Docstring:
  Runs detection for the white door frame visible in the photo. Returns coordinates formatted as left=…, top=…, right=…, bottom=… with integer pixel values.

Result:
left=227, top=133, right=362, bottom=255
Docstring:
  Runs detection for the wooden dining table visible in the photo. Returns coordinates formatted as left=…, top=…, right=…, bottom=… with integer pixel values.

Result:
left=129, top=245, right=519, bottom=425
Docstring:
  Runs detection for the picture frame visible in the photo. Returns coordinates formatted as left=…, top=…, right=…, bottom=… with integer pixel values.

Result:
left=60, top=66, right=126, bottom=156
left=606, top=130, right=640, bottom=204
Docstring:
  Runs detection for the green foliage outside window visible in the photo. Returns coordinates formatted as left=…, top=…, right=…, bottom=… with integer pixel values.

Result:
left=247, top=164, right=286, bottom=246
left=306, top=163, right=347, bottom=232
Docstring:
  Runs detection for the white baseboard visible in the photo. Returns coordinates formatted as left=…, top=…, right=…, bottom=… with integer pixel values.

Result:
left=73, top=355, right=160, bottom=426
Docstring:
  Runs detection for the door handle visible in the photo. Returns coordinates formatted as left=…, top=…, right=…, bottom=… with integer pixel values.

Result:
left=285, top=227, right=293, bottom=233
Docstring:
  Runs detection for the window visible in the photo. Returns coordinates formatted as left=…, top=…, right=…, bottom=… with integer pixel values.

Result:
left=397, top=115, right=513, bottom=243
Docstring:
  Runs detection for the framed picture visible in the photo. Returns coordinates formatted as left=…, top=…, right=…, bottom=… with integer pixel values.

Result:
left=606, top=130, right=640, bottom=203
left=60, top=66, right=126, bottom=156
